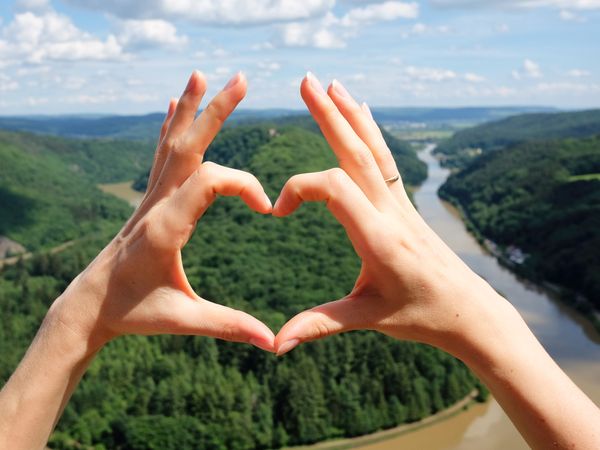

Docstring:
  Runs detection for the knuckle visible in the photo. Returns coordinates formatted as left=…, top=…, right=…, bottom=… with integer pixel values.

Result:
left=326, top=167, right=348, bottom=191
left=204, top=102, right=226, bottom=126
left=163, top=136, right=180, bottom=152
left=200, top=161, right=218, bottom=174
left=216, top=320, right=240, bottom=342
left=353, top=146, right=375, bottom=168
left=308, top=316, right=333, bottom=340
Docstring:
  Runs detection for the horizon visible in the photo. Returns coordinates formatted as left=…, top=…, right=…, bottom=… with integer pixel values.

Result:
left=1, top=1, right=599, bottom=114
left=0, top=104, right=591, bottom=119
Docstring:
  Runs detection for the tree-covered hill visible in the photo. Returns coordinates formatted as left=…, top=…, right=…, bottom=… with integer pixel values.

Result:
left=0, top=106, right=552, bottom=141
left=435, top=109, right=600, bottom=168
left=0, top=131, right=134, bottom=251
left=134, top=119, right=427, bottom=193
left=439, top=136, right=600, bottom=312
left=0, top=123, right=484, bottom=450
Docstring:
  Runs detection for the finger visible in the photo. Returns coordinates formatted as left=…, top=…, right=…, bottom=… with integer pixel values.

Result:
left=186, top=71, right=247, bottom=156
left=147, top=98, right=178, bottom=194
left=163, top=162, right=272, bottom=239
left=275, top=296, right=372, bottom=356
left=301, top=72, right=393, bottom=210
left=151, top=72, right=247, bottom=200
left=272, top=168, right=379, bottom=248
left=163, top=70, right=207, bottom=144
left=169, top=294, right=276, bottom=352
left=328, top=81, right=398, bottom=180
left=328, top=81, right=410, bottom=204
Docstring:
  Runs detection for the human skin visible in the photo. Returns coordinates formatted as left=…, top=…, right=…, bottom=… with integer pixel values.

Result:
left=0, top=71, right=276, bottom=450
left=272, top=72, right=600, bottom=449
left=0, top=70, right=599, bottom=450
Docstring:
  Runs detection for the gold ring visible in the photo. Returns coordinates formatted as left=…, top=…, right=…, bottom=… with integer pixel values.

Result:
left=384, top=174, right=400, bottom=184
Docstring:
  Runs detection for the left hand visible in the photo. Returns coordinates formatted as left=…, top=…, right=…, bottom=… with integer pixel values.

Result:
left=47, top=71, right=276, bottom=353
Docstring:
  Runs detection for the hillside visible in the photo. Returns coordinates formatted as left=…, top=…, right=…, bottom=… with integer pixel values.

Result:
left=0, top=131, right=135, bottom=251
left=134, top=119, right=427, bottom=193
left=0, top=124, right=482, bottom=450
left=439, top=137, right=600, bottom=313
left=0, top=106, right=552, bottom=141
left=435, top=109, right=600, bottom=168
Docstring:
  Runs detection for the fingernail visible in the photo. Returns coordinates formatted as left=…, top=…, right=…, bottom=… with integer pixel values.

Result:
left=277, top=338, right=299, bottom=356
left=224, top=71, right=242, bottom=91
left=184, top=71, right=198, bottom=94
left=263, top=193, right=272, bottom=210
left=250, top=337, right=275, bottom=353
left=332, top=79, right=352, bottom=100
left=306, top=71, right=327, bottom=96
left=361, top=102, right=374, bottom=120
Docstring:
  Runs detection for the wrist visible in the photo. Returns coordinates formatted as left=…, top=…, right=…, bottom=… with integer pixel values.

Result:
left=444, top=287, right=534, bottom=377
left=46, top=277, right=114, bottom=357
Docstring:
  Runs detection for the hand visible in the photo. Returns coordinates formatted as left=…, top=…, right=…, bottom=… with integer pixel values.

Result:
left=273, top=73, right=507, bottom=357
left=49, top=71, right=275, bottom=353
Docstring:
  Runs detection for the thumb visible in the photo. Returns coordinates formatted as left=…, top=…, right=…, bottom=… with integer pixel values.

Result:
left=166, top=293, right=276, bottom=353
left=274, top=295, right=372, bottom=356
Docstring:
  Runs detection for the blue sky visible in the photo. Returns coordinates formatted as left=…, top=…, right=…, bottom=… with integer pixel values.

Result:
left=0, top=0, right=599, bottom=114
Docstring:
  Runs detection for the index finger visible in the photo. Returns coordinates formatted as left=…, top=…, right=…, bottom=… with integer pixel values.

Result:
left=301, top=72, right=393, bottom=211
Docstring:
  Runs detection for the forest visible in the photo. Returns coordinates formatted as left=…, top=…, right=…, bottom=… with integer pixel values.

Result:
left=440, top=136, right=600, bottom=317
left=435, top=109, right=600, bottom=168
left=0, top=120, right=485, bottom=449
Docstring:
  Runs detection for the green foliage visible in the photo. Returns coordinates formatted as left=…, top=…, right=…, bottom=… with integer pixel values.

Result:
left=435, top=109, right=600, bottom=168
left=440, top=136, right=600, bottom=309
left=0, top=130, right=154, bottom=183
left=0, top=131, right=131, bottom=250
left=0, top=122, right=478, bottom=449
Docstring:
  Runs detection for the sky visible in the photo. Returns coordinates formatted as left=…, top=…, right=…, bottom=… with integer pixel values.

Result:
left=0, top=0, right=599, bottom=114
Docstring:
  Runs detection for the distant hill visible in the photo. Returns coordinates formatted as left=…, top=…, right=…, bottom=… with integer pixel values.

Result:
left=435, top=109, right=600, bottom=167
left=0, top=110, right=300, bottom=140
left=134, top=118, right=427, bottom=192
left=0, top=106, right=555, bottom=141
left=369, top=106, right=556, bottom=126
left=0, top=131, right=132, bottom=251
left=439, top=136, right=600, bottom=312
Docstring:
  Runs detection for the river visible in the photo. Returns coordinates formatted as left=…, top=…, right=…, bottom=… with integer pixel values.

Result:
left=353, top=145, right=600, bottom=449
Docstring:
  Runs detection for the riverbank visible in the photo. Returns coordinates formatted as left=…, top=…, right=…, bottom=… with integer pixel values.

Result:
left=438, top=188, right=600, bottom=333
left=288, top=391, right=480, bottom=450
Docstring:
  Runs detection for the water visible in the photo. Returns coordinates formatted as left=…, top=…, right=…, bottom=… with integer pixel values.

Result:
left=355, top=145, right=600, bottom=449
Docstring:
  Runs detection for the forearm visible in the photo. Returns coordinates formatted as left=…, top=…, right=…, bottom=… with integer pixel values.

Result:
left=453, top=293, right=600, bottom=449
left=0, top=301, right=101, bottom=450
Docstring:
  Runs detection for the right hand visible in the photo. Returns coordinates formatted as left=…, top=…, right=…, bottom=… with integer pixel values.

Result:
left=273, top=74, right=509, bottom=357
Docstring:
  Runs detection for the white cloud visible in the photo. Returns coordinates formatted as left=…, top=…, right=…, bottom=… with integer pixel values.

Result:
left=404, top=65, right=457, bottom=82
left=513, top=59, right=542, bottom=80
left=280, top=14, right=346, bottom=49
left=62, top=0, right=336, bottom=25
left=339, top=1, right=419, bottom=27
left=0, top=11, right=124, bottom=64
left=116, top=19, right=188, bottom=49
left=523, top=59, right=542, bottom=78
left=279, top=2, right=418, bottom=49
left=568, top=69, right=591, bottom=77
left=464, top=73, right=485, bottom=83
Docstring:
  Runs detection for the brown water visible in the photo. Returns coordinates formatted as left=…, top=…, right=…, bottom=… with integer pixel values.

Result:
left=355, top=145, right=600, bottom=450
left=98, top=181, right=144, bottom=208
